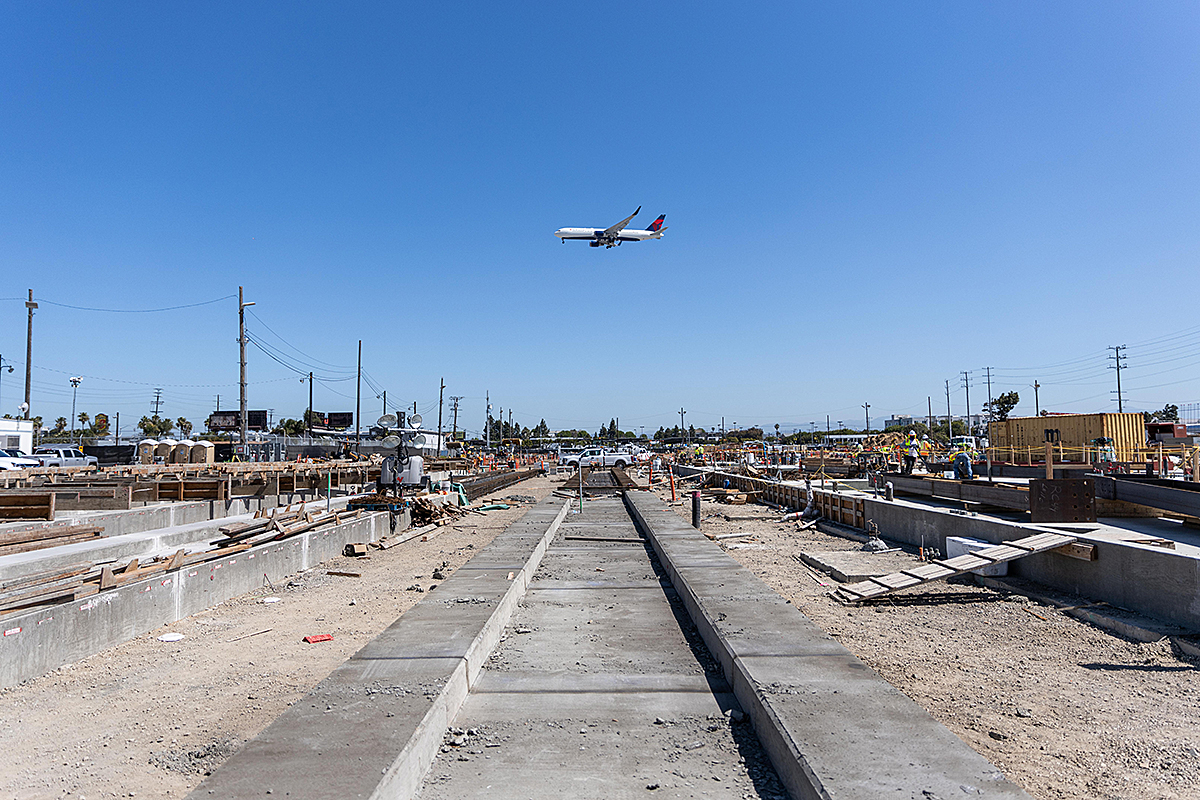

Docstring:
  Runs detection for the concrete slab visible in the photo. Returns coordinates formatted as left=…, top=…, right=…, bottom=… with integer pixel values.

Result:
left=187, top=496, right=570, bottom=800
left=625, top=490, right=1034, bottom=800
left=798, top=548, right=918, bottom=582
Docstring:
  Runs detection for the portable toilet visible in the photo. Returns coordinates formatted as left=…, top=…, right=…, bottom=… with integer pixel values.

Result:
left=137, top=439, right=158, bottom=464
left=172, top=440, right=195, bottom=464
left=155, top=439, right=178, bottom=462
left=190, top=440, right=215, bottom=465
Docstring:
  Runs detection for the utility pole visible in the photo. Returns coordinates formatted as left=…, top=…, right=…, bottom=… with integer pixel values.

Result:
left=945, top=379, right=952, bottom=439
left=437, top=378, right=444, bottom=456
left=382, top=390, right=386, bottom=417
left=24, top=290, right=36, bottom=420
left=960, top=371, right=971, bottom=436
left=679, top=408, right=686, bottom=442
left=862, top=403, right=870, bottom=434
left=1109, top=345, right=1127, bottom=412
left=1033, top=381, right=1040, bottom=416
left=355, top=339, right=362, bottom=454
left=238, top=287, right=254, bottom=446
left=983, top=366, right=994, bottom=443
left=485, top=391, right=490, bottom=450
left=151, top=388, right=163, bottom=416
left=305, top=373, right=314, bottom=438
left=114, top=411, right=119, bottom=446
left=215, top=394, right=220, bottom=411
left=927, top=396, right=933, bottom=433
left=449, top=396, right=462, bottom=442
left=826, top=415, right=830, bottom=434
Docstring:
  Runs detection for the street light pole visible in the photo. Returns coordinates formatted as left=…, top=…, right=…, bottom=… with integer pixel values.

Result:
left=0, top=355, right=12, bottom=414
left=69, top=377, right=81, bottom=443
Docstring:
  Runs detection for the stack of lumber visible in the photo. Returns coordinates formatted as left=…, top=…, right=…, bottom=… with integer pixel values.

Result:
left=215, top=503, right=367, bottom=549
left=0, top=524, right=103, bottom=556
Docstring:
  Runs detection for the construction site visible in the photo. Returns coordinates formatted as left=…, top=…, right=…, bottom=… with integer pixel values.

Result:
left=6, top=5, right=1200, bottom=799
left=0, top=428, right=1197, bottom=800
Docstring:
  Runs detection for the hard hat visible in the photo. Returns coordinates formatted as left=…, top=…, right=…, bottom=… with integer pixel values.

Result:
left=908, top=430, right=916, bottom=436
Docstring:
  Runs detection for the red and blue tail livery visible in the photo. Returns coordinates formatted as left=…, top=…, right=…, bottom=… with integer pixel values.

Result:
left=553, top=207, right=669, bottom=249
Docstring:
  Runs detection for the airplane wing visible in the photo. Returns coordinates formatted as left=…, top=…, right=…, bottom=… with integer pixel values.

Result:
left=602, top=206, right=641, bottom=235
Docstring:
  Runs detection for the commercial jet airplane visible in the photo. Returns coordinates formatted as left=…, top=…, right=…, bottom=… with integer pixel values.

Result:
left=554, top=206, right=667, bottom=248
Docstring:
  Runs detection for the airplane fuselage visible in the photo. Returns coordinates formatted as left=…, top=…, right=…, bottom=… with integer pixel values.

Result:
left=554, top=227, right=665, bottom=243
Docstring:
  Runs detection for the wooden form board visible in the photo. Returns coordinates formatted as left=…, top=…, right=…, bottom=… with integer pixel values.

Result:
left=833, top=531, right=1078, bottom=603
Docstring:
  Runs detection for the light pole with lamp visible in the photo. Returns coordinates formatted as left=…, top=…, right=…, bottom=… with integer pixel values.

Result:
left=0, top=355, right=13, bottom=414
left=69, top=377, right=82, bottom=443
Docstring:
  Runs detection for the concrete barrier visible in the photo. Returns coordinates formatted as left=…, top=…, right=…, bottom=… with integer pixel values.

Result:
left=625, top=490, right=1032, bottom=800
left=187, top=496, right=570, bottom=800
left=681, top=467, right=1200, bottom=631
left=0, top=510, right=387, bottom=689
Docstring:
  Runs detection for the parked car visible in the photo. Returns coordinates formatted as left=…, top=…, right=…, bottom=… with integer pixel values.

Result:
left=0, top=448, right=40, bottom=470
left=32, top=446, right=99, bottom=468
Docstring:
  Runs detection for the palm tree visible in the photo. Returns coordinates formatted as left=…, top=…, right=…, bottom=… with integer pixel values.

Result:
left=53, top=417, right=67, bottom=434
left=177, top=417, right=193, bottom=438
left=78, top=412, right=90, bottom=430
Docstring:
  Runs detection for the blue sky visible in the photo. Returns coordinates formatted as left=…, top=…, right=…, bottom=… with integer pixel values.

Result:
left=2, top=2, right=1199, bottom=437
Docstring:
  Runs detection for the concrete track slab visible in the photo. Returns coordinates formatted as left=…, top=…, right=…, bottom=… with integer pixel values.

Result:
left=187, top=496, right=570, bottom=800
left=417, top=497, right=788, bottom=800
left=625, top=490, right=1033, bottom=800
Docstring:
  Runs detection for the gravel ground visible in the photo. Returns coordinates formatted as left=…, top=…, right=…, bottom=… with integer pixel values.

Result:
left=0, top=476, right=559, bottom=800
left=652, top=478, right=1200, bottom=800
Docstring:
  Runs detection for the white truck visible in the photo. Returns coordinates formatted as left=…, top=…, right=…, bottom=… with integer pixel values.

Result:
left=32, top=446, right=99, bottom=468
left=562, top=447, right=634, bottom=470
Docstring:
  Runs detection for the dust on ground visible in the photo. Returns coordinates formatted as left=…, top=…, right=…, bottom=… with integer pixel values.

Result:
left=654, top=479, right=1200, bottom=800
left=0, top=476, right=557, bottom=800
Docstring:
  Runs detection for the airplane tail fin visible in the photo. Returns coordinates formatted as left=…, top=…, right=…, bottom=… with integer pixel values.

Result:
left=647, top=214, right=666, bottom=232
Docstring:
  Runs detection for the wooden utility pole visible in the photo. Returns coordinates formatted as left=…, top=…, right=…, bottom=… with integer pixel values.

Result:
left=307, top=372, right=314, bottom=439
left=1033, top=381, right=1040, bottom=416
left=355, top=340, right=362, bottom=454
left=449, top=396, right=462, bottom=442
left=437, top=378, right=444, bottom=456
left=238, top=287, right=254, bottom=445
left=24, top=289, right=36, bottom=419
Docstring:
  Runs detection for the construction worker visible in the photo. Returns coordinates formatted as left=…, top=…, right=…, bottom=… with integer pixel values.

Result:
left=952, top=446, right=974, bottom=480
left=903, top=431, right=920, bottom=475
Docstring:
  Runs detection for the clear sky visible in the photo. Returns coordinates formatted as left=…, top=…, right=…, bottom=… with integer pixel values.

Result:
left=2, top=1, right=1199, bottom=437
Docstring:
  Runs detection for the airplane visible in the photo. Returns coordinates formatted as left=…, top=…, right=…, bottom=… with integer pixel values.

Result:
left=554, top=206, right=667, bottom=248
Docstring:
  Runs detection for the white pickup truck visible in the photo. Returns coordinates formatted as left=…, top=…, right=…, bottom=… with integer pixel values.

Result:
left=562, top=447, right=634, bottom=470
left=33, top=446, right=99, bottom=468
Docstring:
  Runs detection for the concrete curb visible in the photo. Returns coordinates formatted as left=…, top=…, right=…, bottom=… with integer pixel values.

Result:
left=625, top=491, right=1032, bottom=800
left=187, top=497, right=570, bottom=800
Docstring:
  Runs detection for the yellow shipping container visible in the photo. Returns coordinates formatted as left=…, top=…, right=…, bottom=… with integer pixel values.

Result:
left=988, top=412, right=1146, bottom=463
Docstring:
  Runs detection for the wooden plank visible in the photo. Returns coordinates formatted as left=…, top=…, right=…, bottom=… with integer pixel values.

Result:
left=0, top=524, right=103, bottom=547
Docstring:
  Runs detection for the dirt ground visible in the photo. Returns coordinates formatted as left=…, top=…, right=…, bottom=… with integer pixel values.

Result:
left=0, top=476, right=558, bottom=800
left=653, top=478, right=1200, bottom=800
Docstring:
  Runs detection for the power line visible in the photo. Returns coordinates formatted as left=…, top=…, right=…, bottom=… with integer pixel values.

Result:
left=36, top=295, right=237, bottom=313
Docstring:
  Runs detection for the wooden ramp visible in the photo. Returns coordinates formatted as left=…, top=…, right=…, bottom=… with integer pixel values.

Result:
left=833, top=531, right=1077, bottom=603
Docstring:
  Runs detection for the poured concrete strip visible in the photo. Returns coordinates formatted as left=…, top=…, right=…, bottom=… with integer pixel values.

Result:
left=187, top=496, right=570, bottom=800
left=0, top=510, right=386, bottom=689
left=624, top=491, right=1032, bottom=800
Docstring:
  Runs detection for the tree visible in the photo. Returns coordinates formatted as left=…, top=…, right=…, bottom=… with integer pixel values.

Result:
left=177, top=417, right=193, bottom=438
left=137, top=415, right=175, bottom=438
left=77, top=412, right=90, bottom=429
left=53, top=417, right=67, bottom=434
left=984, top=391, right=1020, bottom=421
left=273, top=418, right=305, bottom=436
left=1149, top=404, right=1179, bottom=422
